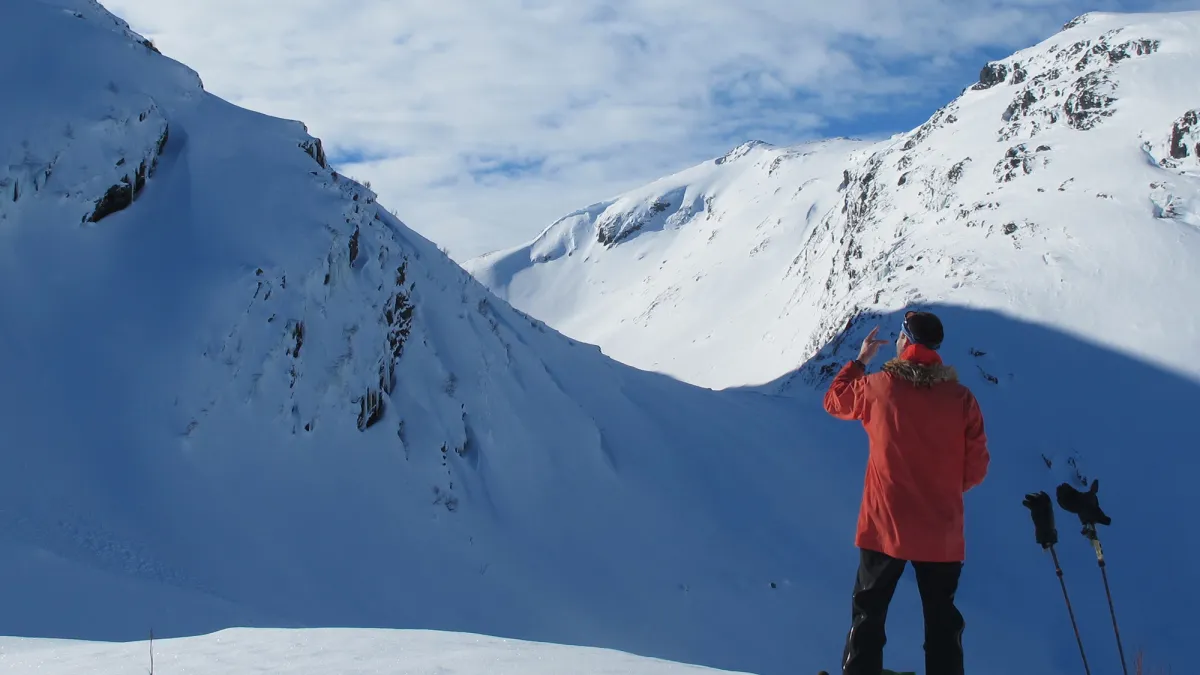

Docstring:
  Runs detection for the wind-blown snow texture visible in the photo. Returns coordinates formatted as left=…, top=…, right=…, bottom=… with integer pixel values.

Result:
left=470, top=10, right=1200, bottom=675
left=1, top=3, right=1193, bottom=675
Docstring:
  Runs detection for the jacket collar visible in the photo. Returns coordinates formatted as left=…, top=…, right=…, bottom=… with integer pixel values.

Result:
left=882, top=354, right=959, bottom=388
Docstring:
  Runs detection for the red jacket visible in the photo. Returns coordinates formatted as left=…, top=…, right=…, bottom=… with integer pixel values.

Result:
left=823, top=348, right=989, bottom=562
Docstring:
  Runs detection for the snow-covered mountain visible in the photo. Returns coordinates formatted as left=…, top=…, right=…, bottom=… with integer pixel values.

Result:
left=2, top=3, right=1194, bottom=675
left=468, top=11, right=1200, bottom=393
left=0, top=3, right=912, bottom=675
left=467, top=10, right=1200, bottom=674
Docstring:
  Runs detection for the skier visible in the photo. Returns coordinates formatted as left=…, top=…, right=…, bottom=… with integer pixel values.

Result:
left=822, top=310, right=990, bottom=675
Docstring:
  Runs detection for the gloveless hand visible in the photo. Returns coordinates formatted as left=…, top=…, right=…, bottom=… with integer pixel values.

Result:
left=857, top=326, right=890, bottom=365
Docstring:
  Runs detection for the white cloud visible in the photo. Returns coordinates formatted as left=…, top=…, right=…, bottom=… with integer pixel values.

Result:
left=103, top=0, right=1104, bottom=260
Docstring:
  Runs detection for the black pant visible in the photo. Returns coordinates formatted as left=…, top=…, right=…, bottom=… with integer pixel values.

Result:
left=841, top=549, right=965, bottom=675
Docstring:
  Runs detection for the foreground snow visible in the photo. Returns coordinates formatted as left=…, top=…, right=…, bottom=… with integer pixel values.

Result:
left=0, top=629, right=747, bottom=675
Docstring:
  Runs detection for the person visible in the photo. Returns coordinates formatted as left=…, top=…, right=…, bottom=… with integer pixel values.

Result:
left=823, top=310, right=990, bottom=675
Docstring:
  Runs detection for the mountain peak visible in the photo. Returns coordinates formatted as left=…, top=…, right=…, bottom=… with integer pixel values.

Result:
left=716, top=139, right=773, bottom=165
left=470, top=9, right=1200, bottom=389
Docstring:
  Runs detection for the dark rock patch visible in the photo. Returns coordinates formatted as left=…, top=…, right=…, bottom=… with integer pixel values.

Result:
left=300, top=138, right=327, bottom=169
left=947, top=158, right=971, bottom=185
left=972, top=62, right=1009, bottom=90
left=994, top=145, right=1048, bottom=182
left=1062, top=13, right=1091, bottom=31
left=1168, top=110, right=1198, bottom=160
left=1064, top=72, right=1117, bottom=130
left=87, top=180, right=133, bottom=223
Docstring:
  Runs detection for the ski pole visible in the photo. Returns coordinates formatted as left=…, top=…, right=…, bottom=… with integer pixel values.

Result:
left=1023, top=491, right=1091, bottom=675
left=1057, top=480, right=1128, bottom=675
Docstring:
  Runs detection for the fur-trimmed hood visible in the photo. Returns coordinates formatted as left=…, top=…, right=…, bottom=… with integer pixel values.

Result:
left=882, top=357, right=958, bottom=388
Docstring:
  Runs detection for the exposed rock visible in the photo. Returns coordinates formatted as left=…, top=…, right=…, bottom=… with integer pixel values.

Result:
left=1002, top=89, right=1040, bottom=122
left=1109, top=39, right=1160, bottom=63
left=379, top=261, right=414, bottom=396
left=1168, top=110, right=1198, bottom=160
left=87, top=179, right=133, bottom=223
left=972, top=62, right=1009, bottom=90
left=994, top=144, right=1049, bottom=182
left=300, top=138, right=327, bottom=169
left=155, top=125, right=170, bottom=158
left=84, top=117, right=169, bottom=223
left=1064, top=72, right=1117, bottom=130
left=901, top=107, right=953, bottom=150
left=349, top=227, right=361, bottom=266
left=837, top=169, right=851, bottom=192
left=1062, top=13, right=1092, bottom=31
left=357, top=388, right=384, bottom=431
left=947, top=158, right=971, bottom=185
left=287, top=320, right=305, bottom=358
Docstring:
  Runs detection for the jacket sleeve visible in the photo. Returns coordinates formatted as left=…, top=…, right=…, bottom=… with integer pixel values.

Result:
left=823, top=360, right=868, bottom=421
left=963, top=391, right=990, bottom=492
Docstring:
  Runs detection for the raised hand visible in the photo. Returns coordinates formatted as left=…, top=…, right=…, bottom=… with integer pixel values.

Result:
left=857, top=326, right=890, bottom=365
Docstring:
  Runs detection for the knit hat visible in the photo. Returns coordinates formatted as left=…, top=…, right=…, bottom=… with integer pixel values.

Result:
left=902, top=311, right=944, bottom=350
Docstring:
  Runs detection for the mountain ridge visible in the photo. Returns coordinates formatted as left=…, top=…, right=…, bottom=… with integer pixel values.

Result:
left=466, top=9, right=1200, bottom=392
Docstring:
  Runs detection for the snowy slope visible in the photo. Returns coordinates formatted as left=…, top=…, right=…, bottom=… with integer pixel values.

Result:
left=0, top=628, right=748, bottom=675
left=467, top=11, right=1200, bottom=675
left=0, top=3, right=883, bottom=675
left=468, top=11, right=1200, bottom=393
left=1, top=4, right=1194, bottom=675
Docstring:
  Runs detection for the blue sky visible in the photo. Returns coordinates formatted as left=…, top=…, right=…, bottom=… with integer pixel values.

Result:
left=105, top=0, right=1193, bottom=260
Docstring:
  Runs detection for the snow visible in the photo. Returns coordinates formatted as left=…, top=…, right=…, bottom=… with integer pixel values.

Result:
left=1, top=2, right=866, bottom=674
left=468, top=11, right=1200, bottom=392
left=0, top=628, right=748, bottom=674
left=466, top=9, right=1200, bottom=675
left=0, top=2, right=1193, bottom=675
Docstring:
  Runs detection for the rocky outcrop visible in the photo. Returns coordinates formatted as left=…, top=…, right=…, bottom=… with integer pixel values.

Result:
left=972, top=63, right=1009, bottom=90
left=1063, top=72, right=1117, bottom=130
left=300, top=137, right=327, bottom=169
left=994, top=144, right=1051, bottom=182
left=995, top=30, right=1159, bottom=141
left=596, top=187, right=694, bottom=247
left=86, top=124, right=169, bottom=223
left=1165, top=110, right=1199, bottom=166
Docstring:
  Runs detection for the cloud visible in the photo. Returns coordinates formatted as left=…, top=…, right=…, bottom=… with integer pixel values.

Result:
left=101, top=0, right=1162, bottom=260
